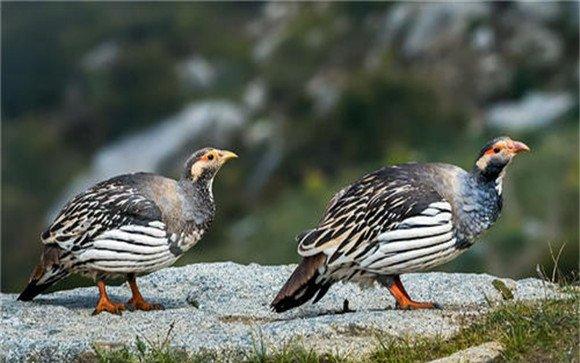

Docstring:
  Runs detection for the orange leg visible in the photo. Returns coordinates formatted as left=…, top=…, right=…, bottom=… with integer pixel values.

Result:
left=92, top=280, right=125, bottom=315
left=386, top=275, right=441, bottom=310
left=126, top=273, right=164, bottom=311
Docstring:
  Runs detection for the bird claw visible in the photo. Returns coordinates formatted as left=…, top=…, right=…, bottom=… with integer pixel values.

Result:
left=395, top=301, right=441, bottom=310
left=126, top=299, right=164, bottom=312
left=92, top=308, right=123, bottom=316
left=92, top=302, right=125, bottom=316
left=153, top=303, right=165, bottom=310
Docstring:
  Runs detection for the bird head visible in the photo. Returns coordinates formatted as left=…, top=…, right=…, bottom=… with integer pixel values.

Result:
left=183, top=147, right=238, bottom=183
left=474, top=136, right=529, bottom=180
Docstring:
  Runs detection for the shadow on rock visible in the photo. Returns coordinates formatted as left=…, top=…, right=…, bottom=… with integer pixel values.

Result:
left=32, top=294, right=187, bottom=311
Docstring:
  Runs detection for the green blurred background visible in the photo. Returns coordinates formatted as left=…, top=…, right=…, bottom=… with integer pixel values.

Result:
left=2, top=2, right=578, bottom=293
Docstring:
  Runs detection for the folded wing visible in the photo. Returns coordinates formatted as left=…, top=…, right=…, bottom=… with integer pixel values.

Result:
left=296, top=165, right=458, bottom=273
left=42, top=176, right=176, bottom=273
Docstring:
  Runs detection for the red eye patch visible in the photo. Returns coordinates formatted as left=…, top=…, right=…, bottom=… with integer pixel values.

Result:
left=485, top=144, right=504, bottom=155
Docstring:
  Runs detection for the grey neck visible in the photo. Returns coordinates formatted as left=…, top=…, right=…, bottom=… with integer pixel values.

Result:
left=178, top=177, right=215, bottom=225
left=471, top=166, right=505, bottom=196
left=454, top=172, right=503, bottom=248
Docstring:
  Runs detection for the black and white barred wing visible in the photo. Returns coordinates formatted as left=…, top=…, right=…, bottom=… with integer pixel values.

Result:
left=296, top=181, right=367, bottom=258
left=42, top=179, right=176, bottom=273
left=296, top=169, right=437, bottom=259
left=359, top=200, right=461, bottom=274
left=296, top=166, right=460, bottom=273
left=78, top=219, right=176, bottom=274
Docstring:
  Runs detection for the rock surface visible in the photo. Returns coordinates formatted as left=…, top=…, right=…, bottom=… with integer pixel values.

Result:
left=428, top=341, right=504, bottom=363
left=0, top=262, right=563, bottom=362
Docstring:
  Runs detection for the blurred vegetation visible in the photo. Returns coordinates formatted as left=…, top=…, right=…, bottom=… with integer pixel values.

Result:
left=2, top=3, right=578, bottom=292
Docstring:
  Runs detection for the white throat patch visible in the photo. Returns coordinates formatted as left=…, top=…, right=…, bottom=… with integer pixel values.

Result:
left=495, top=175, right=503, bottom=195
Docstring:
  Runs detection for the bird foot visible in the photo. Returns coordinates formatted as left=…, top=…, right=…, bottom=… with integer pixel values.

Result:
left=92, top=300, right=125, bottom=316
left=126, top=297, right=164, bottom=312
left=395, top=301, right=442, bottom=310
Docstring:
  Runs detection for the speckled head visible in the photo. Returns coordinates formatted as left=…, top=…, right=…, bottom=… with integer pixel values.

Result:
left=182, top=147, right=238, bottom=183
left=474, top=136, right=529, bottom=181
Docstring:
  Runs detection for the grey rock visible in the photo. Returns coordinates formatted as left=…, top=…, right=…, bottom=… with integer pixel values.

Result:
left=0, top=262, right=564, bottom=362
left=428, top=341, right=504, bottom=363
left=177, top=57, right=217, bottom=90
left=81, top=41, right=119, bottom=72
left=487, top=92, right=574, bottom=131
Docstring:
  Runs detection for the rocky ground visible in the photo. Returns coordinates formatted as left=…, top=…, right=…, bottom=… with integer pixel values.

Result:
left=0, top=262, right=564, bottom=362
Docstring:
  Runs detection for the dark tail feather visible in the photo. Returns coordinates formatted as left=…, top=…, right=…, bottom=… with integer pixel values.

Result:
left=18, top=278, right=53, bottom=301
left=18, top=246, right=67, bottom=301
left=271, top=254, right=329, bottom=313
left=312, top=282, right=332, bottom=304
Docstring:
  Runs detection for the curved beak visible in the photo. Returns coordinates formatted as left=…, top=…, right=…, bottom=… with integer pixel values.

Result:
left=510, top=140, right=530, bottom=154
left=219, top=150, right=238, bottom=163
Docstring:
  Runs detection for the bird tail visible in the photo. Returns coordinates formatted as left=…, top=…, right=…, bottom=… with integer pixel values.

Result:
left=18, top=246, right=69, bottom=301
left=271, top=254, right=330, bottom=313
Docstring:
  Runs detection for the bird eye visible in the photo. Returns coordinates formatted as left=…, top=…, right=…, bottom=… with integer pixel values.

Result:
left=207, top=154, right=214, bottom=161
left=493, top=147, right=500, bottom=153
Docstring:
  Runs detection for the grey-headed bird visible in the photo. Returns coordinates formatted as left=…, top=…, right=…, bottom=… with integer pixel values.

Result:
left=19, top=147, right=237, bottom=315
left=272, top=137, right=529, bottom=312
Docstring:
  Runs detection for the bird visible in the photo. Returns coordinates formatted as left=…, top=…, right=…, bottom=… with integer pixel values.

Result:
left=18, top=147, right=237, bottom=315
left=271, top=136, right=529, bottom=312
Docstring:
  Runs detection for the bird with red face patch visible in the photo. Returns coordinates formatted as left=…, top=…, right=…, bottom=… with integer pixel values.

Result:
left=272, top=136, right=529, bottom=312
left=18, top=147, right=237, bottom=315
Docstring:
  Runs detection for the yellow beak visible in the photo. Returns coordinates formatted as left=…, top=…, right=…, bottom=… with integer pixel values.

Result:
left=511, top=140, right=530, bottom=154
left=219, top=150, right=238, bottom=162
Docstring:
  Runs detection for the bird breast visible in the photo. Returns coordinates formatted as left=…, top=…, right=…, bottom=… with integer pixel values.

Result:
left=168, top=223, right=208, bottom=255
left=454, top=177, right=502, bottom=247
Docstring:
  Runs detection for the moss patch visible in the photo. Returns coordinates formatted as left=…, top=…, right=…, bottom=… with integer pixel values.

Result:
left=492, top=279, right=514, bottom=300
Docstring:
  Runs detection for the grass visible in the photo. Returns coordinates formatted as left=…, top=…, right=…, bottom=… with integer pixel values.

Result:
left=93, top=292, right=578, bottom=363
left=368, top=295, right=578, bottom=362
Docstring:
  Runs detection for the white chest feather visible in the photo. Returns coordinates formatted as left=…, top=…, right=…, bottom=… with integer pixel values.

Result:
left=172, top=228, right=205, bottom=253
left=495, top=176, right=503, bottom=195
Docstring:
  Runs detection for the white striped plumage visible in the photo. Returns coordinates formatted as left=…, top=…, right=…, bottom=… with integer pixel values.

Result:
left=77, top=222, right=179, bottom=274
left=272, top=137, right=529, bottom=313
left=19, top=147, right=238, bottom=314
left=40, top=177, right=208, bottom=279
left=320, top=202, right=463, bottom=280
left=295, top=165, right=467, bottom=286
